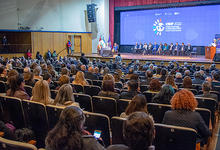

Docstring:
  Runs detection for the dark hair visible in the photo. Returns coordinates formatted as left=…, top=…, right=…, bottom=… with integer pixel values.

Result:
left=8, top=74, right=24, bottom=96
left=160, top=68, right=167, bottom=76
left=213, top=72, right=220, bottom=80
left=152, top=84, right=174, bottom=104
left=46, top=106, right=85, bottom=150
left=43, top=73, right=52, bottom=81
left=130, top=74, right=139, bottom=81
left=102, top=80, right=115, bottom=92
left=202, top=81, right=211, bottom=92
left=146, top=70, right=153, bottom=78
left=123, top=112, right=154, bottom=150
left=183, top=76, right=192, bottom=89
left=125, top=94, right=147, bottom=115
left=61, top=67, right=69, bottom=75
left=0, top=67, right=5, bottom=74
left=149, top=79, right=161, bottom=92
left=127, top=80, right=138, bottom=92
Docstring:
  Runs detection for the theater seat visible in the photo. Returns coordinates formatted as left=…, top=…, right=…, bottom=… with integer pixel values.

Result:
left=24, top=85, right=33, bottom=97
left=0, top=136, right=38, bottom=150
left=71, top=84, right=84, bottom=93
left=143, top=91, right=158, bottom=103
left=92, top=80, right=102, bottom=87
left=154, top=123, right=197, bottom=150
left=117, top=99, right=130, bottom=115
left=140, top=85, right=149, bottom=93
left=73, top=93, right=93, bottom=112
left=84, top=85, right=101, bottom=97
left=0, top=81, right=6, bottom=93
left=50, top=90, right=58, bottom=99
left=92, top=96, right=117, bottom=118
left=84, top=111, right=111, bottom=146
left=111, top=116, right=126, bottom=145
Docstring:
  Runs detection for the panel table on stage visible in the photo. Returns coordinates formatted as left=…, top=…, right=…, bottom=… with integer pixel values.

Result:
left=101, top=47, right=113, bottom=57
left=205, top=46, right=216, bottom=60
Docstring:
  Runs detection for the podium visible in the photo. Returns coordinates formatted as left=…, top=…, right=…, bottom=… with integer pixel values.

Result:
left=101, top=47, right=112, bottom=57
left=205, top=46, right=216, bottom=60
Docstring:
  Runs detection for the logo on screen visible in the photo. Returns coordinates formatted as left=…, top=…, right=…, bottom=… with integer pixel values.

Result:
left=153, top=19, right=165, bottom=36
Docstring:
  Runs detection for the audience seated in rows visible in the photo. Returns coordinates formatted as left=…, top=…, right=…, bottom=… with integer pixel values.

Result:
left=148, top=79, right=161, bottom=92
left=45, top=106, right=104, bottom=150
left=98, top=79, right=119, bottom=100
left=73, top=71, right=89, bottom=86
left=165, top=75, right=178, bottom=90
left=196, top=81, right=218, bottom=101
left=120, top=80, right=139, bottom=100
left=152, top=84, right=174, bottom=104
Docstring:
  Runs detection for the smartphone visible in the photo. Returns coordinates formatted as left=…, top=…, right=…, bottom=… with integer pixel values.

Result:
left=93, top=130, right=102, bottom=139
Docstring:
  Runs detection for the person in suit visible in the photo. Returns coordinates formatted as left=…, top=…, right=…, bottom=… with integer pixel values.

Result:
left=196, top=81, right=218, bottom=101
left=163, top=43, right=169, bottom=55
left=162, top=89, right=211, bottom=140
left=186, top=43, right=192, bottom=56
left=148, top=42, right=153, bottom=55
left=173, top=42, right=180, bottom=56
left=112, top=43, right=119, bottom=53
left=138, top=42, right=143, bottom=54
left=134, top=42, right=138, bottom=53
left=142, top=42, right=148, bottom=55
left=169, top=43, right=174, bottom=56
left=157, top=43, right=163, bottom=55
left=84, top=66, right=98, bottom=80
left=152, top=42, right=159, bottom=55
left=180, top=43, right=186, bottom=56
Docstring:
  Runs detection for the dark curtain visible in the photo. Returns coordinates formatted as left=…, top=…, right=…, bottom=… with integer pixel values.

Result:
left=109, top=0, right=205, bottom=45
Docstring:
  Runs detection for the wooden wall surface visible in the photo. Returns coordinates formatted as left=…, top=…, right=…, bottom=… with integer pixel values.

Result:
left=31, top=32, right=92, bottom=58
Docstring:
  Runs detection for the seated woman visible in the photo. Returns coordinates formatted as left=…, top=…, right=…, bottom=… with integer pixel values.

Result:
left=23, top=71, right=35, bottom=87
left=165, top=75, right=178, bottom=90
left=183, top=76, right=193, bottom=89
left=162, top=89, right=211, bottom=140
left=31, top=80, right=53, bottom=105
left=7, top=74, right=30, bottom=100
left=107, top=112, right=155, bottom=150
left=45, top=106, right=105, bottom=150
left=152, top=84, right=174, bottom=104
left=72, top=71, right=88, bottom=86
left=148, top=79, right=161, bottom=92
left=120, top=94, right=148, bottom=118
left=53, top=84, right=79, bottom=107
left=0, top=66, right=7, bottom=82
left=56, top=75, right=70, bottom=90
left=98, top=80, right=119, bottom=100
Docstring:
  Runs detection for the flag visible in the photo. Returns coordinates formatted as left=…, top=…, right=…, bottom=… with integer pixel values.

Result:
left=102, top=36, right=105, bottom=44
left=99, top=36, right=101, bottom=42
left=108, top=35, right=111, bottom=48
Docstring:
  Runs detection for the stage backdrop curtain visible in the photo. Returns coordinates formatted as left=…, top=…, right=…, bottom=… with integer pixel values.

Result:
left=109, top=0, right=205, bottom=46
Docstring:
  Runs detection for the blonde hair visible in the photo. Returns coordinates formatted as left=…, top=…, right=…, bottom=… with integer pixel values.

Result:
left=32, top=80, right=51, bottom=105
left=73, top=71, right=88, bottom=86
left=54, top=84, right=75, bottom=106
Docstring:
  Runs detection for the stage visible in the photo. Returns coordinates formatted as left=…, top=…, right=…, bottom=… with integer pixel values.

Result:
left=70, top=53, right=213, bottom=63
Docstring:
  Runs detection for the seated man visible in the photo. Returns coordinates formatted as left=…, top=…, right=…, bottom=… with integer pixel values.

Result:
left=85, top=66, right=98, bottom=80
left=147, top=42, right=153, bottom=55
left=192, top=71, right=204, bottom=85
left=173, top=42, right=180, bottom=56
left=138, top=42, right=143, bottom=54
left=142, top=43, right=148, bottom=55
left=120, top=80, right=139, bottom=100
left=157, top=43, right=163, bottom=55
left=152, top=42, right=159, bottom=55
left=196, top=81, right=218, bottom=101
left=186, top=43, right=192, bottom=56
left=107, top=112, right=155, bottom=150
left=134, top=42, right=138, bottom=53
left=112, top=43, right=119, bottom=53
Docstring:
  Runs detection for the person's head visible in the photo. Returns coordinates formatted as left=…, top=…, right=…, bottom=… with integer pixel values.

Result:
left=176, top=42, right=178, bottom=45
left=213, top=72, right=220, bottom=81
left=160, top=68, right=167, bottom=76
left=184, top=70, right=190, bottom=76
left=0, top=66, right=7, bottom=76
left=102, top=80, right=115, bottom=92
left=81, top=53, right=85, bottom=57
left=125, top=94, right=147, bottom=115
left=171, top=89, right=197, bottom=111
left=74, top=71, right=86, bottom=83
left=175, top=72, right=182, bottom=79
left=183, top=76, right=192, bottom=89
left=8, top=69, right=18, bottom=78
left=61, top=67, right=69, bottom=76
left=33, top=66, right=42, bottom=76
left=118, top=53, right=121, bottom=57
left=46, top=106, right=85, bottom=150
left=88, top=66, right=94, bottom=73
left=130, top=74, right=139, bottom=81
left=202, top=81, right=211, bottom=93
left=165, top=75, right=176, bottom=87
left=103, top=73, right=114, bottom=82
left=194, top=71, right=201, bottom=79
left=7, top=74, right=25, bottom=96
left=32, top=80, right=51, bottom=105
left=149, top=79, right=161, bottom=92
left=24, top=72, right=34, bottom=82
left=127, top=80, right=138, bottom=92
left=94, top=67, right=99, bottom=74
left=113, top=72, right=120, bottom=82
left=59, top=75, right=70, bottom=86
left=43, top=73, right=52, bottom=84
left=80, top=65, right=86, bottom=72
left=54, top=84, right=75, bottom=105
left=146, top=70, right=153, bottom=78
left=123, top=112, right=155, bottom=150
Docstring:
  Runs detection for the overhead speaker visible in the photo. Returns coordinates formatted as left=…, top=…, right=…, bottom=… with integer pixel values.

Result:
left=87, top=4, right=96, bottom=23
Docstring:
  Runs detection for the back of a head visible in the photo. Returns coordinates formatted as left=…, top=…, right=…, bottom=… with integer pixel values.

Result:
left=32, top=80, right=50, bottom=104
left=183, top=76, right=192, bottom=89
left=46, top=106, right=85, bottom=150
left=61, top=67, right=69, bottom=75
left=123, top=112, right=154, bottom=150
left=128, top=80, right=138, bottom=92
left=146, top=70, right=153, bottom=78
left=102, top=80, right=115, bottom=92
left=59, top=75, right=70, bottom=86
left=54, top=84, right=74, bottom=105
left=194, top=71, right=201, bottom=79
left=33, top=66, right=42, bottom=76
left=43, top=73, right=52, bottom=81
left=149, top=79, right=161, bottom=92
left=202, top=81, right=211, bottom=92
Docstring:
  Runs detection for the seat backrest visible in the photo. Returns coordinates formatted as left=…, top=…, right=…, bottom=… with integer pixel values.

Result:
left=0, top=81, right=6, bottom=93
left=195, top=108, right=211, bottom=128
left=4, top=96, right=26, bottom=128
left=73, top=93, right=93, bottom=112
left=92, top=80, right=102, bottom=87
left=195, top=97, right=217, bottom=126
left=21, top=100, right=48, bottom=148
left=154, top=123, right=197, bottom=150
left=71, top=84, right=84, bottom=93
left=24, top=85, right=33, bottom=97
left=143, top=91, right=158, bottom=103
left=147, top=103, right=171, bottom=123
left=0, top=136, right=37, bottom=150
left=92, top=96, right=117, bottom=118
left=115, top=82, right=123, bottom=89
left=46, top=105, right=64, bottom=130
left=117, top=99, right=130, bottom=115
left=86, top=79, right=93, bottom=85
left=84, top=85, right=101, bottom=97
left=111, top=117, right=126, bottom=145
left=84, top=111, right=111, bottom=146
left=140, top=85, right=149, bottom=93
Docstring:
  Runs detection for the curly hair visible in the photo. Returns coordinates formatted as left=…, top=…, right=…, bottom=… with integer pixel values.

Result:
left=171, top=89, right=197, bottom=111
left=149, top=79, right=161, bottom=92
